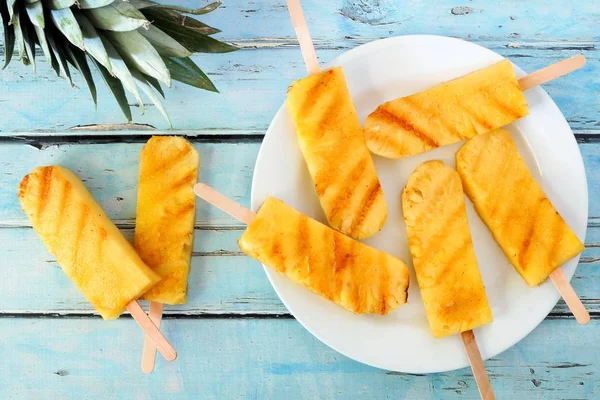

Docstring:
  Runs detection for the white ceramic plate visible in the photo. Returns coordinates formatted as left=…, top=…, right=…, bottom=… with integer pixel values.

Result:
left=251, top=35, right=588, bottom=373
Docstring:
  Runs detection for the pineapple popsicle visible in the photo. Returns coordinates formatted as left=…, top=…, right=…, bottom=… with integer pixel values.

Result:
left=402, top=161, right=492, bottom=338
left=456, top=129, right=584, bottom=286
left=287, top=67, right=387, bottom=240
left=364, top=59, right=529, bottom=159
left=19, top=166, right=160, bottom=320
left=237, top=196, right=410, bottom=315
left=135, top=136, right=199, bottom=304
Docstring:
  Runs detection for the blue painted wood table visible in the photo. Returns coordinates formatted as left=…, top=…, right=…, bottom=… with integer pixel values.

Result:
left=0, top=1, right=598, bottom=398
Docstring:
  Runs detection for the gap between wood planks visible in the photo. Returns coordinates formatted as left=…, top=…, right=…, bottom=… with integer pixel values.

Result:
left=0, top=129, right=599, bottom=146
left=0, top=311, right=596, bottom=320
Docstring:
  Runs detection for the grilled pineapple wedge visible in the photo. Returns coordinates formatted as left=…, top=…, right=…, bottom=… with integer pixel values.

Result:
left=238, top=197, right=410, bottom=315
left=456, top=130, right=584, bottom=286
left=287, top=67, right=387, bottom=239
left=18, top=166, right=160, bottom=320
left=135, top=136, right=199, bottom=305
left=403, top=161, right=492, bottom=337
left=364, top=59, right=529, bottom=159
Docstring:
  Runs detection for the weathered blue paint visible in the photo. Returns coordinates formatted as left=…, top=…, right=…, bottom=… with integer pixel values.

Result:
left=0, top=227, right=597, bottom=316
left=0, top=1, right=598, bottom=398
left=0, top=46, right=595, bottom=132
left=0, top=318, right=598, bottom=399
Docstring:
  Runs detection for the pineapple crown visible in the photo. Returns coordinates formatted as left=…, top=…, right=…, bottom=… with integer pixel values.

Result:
left=0, top=0, right=238, bottom=126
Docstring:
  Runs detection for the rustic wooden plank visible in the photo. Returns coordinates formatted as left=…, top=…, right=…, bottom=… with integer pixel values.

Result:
left=0, top=44, right=595, bottom=131
left=2, top=141, right=600, bottom=225
left=0, top=317, right=597, bottom=399
left=0, top=142, right=258, bottom=227
left=0, top=226, right=597, bottom=316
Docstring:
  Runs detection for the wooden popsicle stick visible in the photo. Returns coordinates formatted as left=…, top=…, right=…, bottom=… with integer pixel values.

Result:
left=550, top=268, right=590, bottom=324
left=194, top=183, right=256, bottom=224
left=287, top=0, right=320, bottom=75
left=461, top=330, right=495, bottom=400
left=126, top=300, right=177, bottom=362
left=141, top=301, right=164, bottom=373
left=518, top=54, right=585, bottom=91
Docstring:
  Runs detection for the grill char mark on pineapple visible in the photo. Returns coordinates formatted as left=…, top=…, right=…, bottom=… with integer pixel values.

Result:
left=374, top=107, right=438, bottom=149
left=326, top=157, right=368, bottom=227
left=144, top=145, right=193, bottom=178
left=54, top=179, right=71, bottom=237
left=350, top=181, right=383, bottom=235
left=36, top=167, right=54, bottom=221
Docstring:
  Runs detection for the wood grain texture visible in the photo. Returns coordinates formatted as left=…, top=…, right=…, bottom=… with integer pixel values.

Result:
left=0, top=227, right=598, bottom=317
left=0, top=318, right=598, bottom=399
left=0, top=1, right=598, bottom=397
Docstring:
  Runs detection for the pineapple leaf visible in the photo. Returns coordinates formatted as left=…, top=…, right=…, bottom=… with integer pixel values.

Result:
left=73, top=11, right=111, bottom=73
left=99, top=34, right=145, bottom=113
left=143, top=74, right=165, bottom=98
left=131, top=68, right=171, bottom=127
left=140, top=9, right=235, bottom=53
left=104, top=30, right=171, bottom=86
left=138, top=25, right=192, bottom=58
left=43, top=0, right=77, bottom=10
left=132, top=0, right=221, bottom=16
left=7, top=0, right=16, bottom=24
left=50, top=8, right=84, bottom=49
left=20, top=11, right=37, bottom=75
left=12, top=6, right=26, bottom=62
left=46, top=29, right=73, bottom=84
left=0, top=0, right=15, bottom=69
left=25, top=1, right=44, bottom=28
left=65, top=45, right=97, bottom=106
left=91, top=57, right=132, bottom=122
left=163, top=56, right=217, bottom=92
left=141, top=8, right=220, bottom=36
left=33, top=25, right=52, bottom=63
left=24, top=0, right=39, bottom=4
left=85, top=1, right=148, bottom=32
left=78, top=0, right=115, bottom=10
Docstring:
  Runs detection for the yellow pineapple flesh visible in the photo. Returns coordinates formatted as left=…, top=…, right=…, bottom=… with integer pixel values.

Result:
left=402, top=161, right=492, bottom=337
left=286, top=67, right=387, bottom=239
left=364, top=59, right=529, bottom=159
left=238, top=197, right=410, bottom=315
left=135, top=136, right=199, bottom=305
left=456, top=129, right=584, bottom=286
left=18, top=166, right=160, bottom=320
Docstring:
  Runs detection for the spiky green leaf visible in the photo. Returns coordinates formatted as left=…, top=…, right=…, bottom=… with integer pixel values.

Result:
left=20, top=11, right=37, bottom=75
left=12, top=7, right=26, bottom=62
left=141, top=8, right=220, bottom=36
left=99, top=34, right=145, bottom=113
left=65, top=45, right=97, bottom=105
left=85, top=1, right=148, bottom=32
left=90, top=57, right=132, bottom=122
left=33, top=25, right=52, bottom=64
left=0, top=0, right=15, bottom=69
left=7, top=0, right=16, bottom=24
left=104, top=30, right=171, bottom=86
left=25, top=1, right=44, bottom=27
left=132, top=0, right=221, bottom=15
left=50, top=8, right=84, bottom=49
left=44, top=0, right=76, bottom=10
left=78, top=0, right=114, bottom=10
left=138, top=25, right=192, bottom=58
left=131, top=68, right=171, bottom=127
left=143, top=74, right=164, bottom=98
left=46, top=28, right=72, bottom=85
left=163, top=56, right=217, bottom=92
left=73, top=11, right=111, bottom=72
left=141, top=9, right=235, bottom=53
